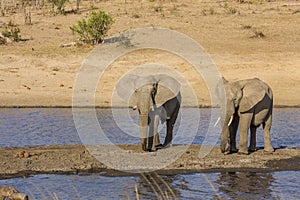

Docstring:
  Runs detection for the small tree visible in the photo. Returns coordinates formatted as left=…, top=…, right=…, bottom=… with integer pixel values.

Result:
left=70, top=10, right=114, bottom=45
left=2, top=27, right=22, bottom=42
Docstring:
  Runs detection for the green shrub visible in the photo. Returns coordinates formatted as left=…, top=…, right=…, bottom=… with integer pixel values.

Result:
left=2, top=27, right=21, bottom=42
left=70, top=10, right=114, bottom=45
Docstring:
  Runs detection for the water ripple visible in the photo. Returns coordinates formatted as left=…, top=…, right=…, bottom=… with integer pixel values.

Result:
left=0, top=108, right=299, bottom=148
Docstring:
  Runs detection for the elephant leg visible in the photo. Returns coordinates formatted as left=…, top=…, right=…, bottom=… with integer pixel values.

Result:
left=147, top=112, right=162, bottom=151
left=147, top=113, right=155, bottom=152
left=140, top=127, right=148, bottom=151
left=249, top=125, right=257, bottom=152
left=263, top=115, right=274, bottom=152
left=228, top=114, right=239, bottom=153
left=163, top=119, right=174, bottom=147
left=163, top=104, right=180, bottom=148
left=153, top=114, right=161, bottom=151
left=140, top=114, right=148, bottom=151
left=238, top=113, right=252, bottom=154
left=147, top=135, right=154, bottom=152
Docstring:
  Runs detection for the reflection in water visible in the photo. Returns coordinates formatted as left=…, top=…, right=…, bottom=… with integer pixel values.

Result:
left=216, top=172, right=274, bottom=199
left=136, top=173, right=179, bottom=199
left=0, top=171, right=299, bottom=199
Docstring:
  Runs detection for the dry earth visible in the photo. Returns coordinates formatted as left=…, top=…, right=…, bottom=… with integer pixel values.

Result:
left=0, top=0, right=299, bottom=107
left=0, top=145, right=299, bottom=178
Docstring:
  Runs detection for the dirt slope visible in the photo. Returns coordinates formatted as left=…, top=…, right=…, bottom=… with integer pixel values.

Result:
left=0, top=0, right=299, bottom=107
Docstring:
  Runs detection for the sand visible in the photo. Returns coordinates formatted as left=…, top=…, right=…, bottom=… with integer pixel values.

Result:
left=0, top=0, right=299, bottom=107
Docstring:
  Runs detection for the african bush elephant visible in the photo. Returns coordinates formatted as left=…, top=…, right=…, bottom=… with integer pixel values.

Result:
left=216, top=78, right=274, bottom=154
left=116, top=74, right=181, bottom=152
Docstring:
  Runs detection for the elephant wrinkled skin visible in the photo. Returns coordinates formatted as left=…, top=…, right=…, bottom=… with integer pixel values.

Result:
left=217, top=78, right=274, bottom=155
left=117, top=74, right=181, bottom=152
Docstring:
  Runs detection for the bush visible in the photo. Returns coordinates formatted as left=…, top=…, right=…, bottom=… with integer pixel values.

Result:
left=2, top=27, right=21, bottom=42
left=70, top=10, right=114, bottom=45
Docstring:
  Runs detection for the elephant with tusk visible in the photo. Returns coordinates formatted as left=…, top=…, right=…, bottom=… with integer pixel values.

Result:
left=116, top=74, right=181, bottom=152
left=216, top=77, right=274, bottom=155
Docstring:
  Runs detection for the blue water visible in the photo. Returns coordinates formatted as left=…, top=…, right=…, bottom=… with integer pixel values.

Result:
left=0, top=108, right=299, bottom=148
left=0, top=171, right=299, bottom=199
left=0, top=108, right=299, bottom=199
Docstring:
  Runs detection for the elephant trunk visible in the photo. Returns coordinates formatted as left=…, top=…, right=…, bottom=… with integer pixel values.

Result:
left=220, top=116, right=230, bottom=153
left=139, top=114, right=148, bottom=151
left=220, top=102, right=235, bottom=153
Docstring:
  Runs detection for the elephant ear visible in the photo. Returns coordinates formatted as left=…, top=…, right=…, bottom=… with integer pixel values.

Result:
left=215, top=77, right=228, bottom=103
left=128, top=92, right=138, bottom=109
left=239, top=79, right=267, bottom=112
left=155, top=74, right=180, bottom=107
left=115, top=74, right=139, bottom=108
left=116, top=74, right=156, bottom=108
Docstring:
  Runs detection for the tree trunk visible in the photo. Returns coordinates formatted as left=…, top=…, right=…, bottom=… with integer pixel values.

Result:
left=24, top=7, right=31, bottom=25
left=76, top=0, right=80, bottom=12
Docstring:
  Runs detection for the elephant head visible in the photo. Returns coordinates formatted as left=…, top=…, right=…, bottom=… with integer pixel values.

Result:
left=116, top=74, right=180, bottom=151
left=217, top=78, right=272, bottom=153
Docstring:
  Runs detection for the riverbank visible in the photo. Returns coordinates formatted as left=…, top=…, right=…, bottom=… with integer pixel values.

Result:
left=0, top=0, right=300, bottom=107
left=0, top=145, right=299, bottom=179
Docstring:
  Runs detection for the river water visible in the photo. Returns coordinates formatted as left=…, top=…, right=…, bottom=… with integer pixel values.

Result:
left=0, top=108, right=299, bottom=199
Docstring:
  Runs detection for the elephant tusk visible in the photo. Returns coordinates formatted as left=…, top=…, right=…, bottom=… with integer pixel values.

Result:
left=150, top=106, right=154, bottom=111
left=132, top=106, right=137, bottom=110
left=227, top=115, right=234, bottom=126
left=214, top=117, right=221, bottom=127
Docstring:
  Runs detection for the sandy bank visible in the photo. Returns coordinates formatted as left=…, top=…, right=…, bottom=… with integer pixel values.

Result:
left=0, top=1, right=299, bottom=107
left=0, top=145, right=299, bottom=179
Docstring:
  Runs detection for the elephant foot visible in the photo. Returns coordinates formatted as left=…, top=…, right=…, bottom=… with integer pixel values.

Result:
left=223, top=146, right=238, bottom=154
left=230, top=149, right=238, bottom=154
left=147, top=149, right=156, bottom=152
left=220, top=147, right=226, bottom=154
left=264, top=146, right=274, bottom=152
left=237, top=149, right=249, bottom=155
left=230, top=149, right=238, bottom=153
left=155, top=144, right=163, bottom=150
left=230, top=146, right=238, bottom=153
left=223, top=150, right=238, bottom=155
left=248, top=147, right=256, bottom=152
left=141, top=144, right=147, bottom=152
left=162, top=143, right=172, bottom=149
